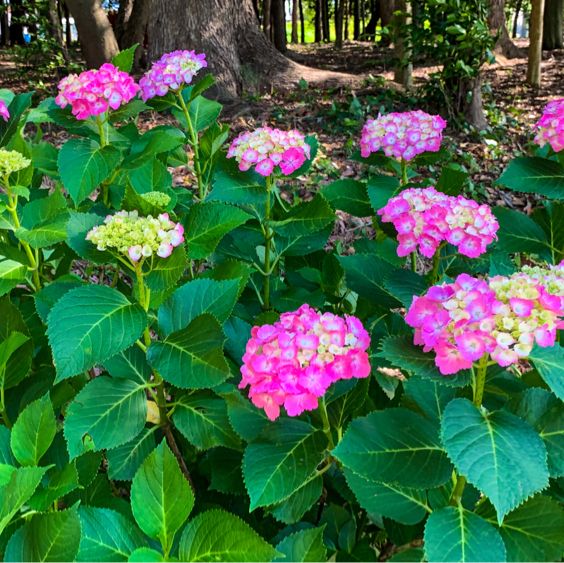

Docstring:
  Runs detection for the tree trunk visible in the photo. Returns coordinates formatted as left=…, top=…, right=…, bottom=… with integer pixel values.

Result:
left=120, top=0, right=152, bottom=68
left=344, top=0, right=349, bottom=40
left=463, top=76, right=488, bottom=129
left=65, top=0, right=119, bottom=67
left=314, top=0, right=322, bottom=41
left=322, top=0, right=330, bottom=40
left=48, top=0, right=70, bottom=61
left=271, top=0, right=287, bottom=51
left=115, top=0, right=133, bottom=43
left=147, top=0, right=292, bottom=98
left=393, top=0, right=412, bottom=88
left=527, top=0, right=545, bottom=86
left=263, top=0, right=272, bottom=39
left=365, top=0, right=380, bottom=39
left=335, top=0, right=344, bottom=47
left=512, top=0, right=522, bottom=37
left=291, top=0, right=299, bottom=42
left=488, top=0, right=522, bottom=57
left=63, top=1, right=72, bottom=46
left=9, top=0, right=25, bottom=45
left=353, top=0, right=360, bottom=38
left=1, top=4, right=9, bottom=46
left=542, top=0, right=563, bottom=48
left=299, top=0, right=305, bottom=42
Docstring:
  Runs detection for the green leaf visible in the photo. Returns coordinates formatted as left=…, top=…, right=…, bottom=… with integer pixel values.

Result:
left=64, top=376, right=147, bottom=459
left=145, top=246, right=186, bottom=292
left=158, top=278, right=239, bottom=336
left=131, top=442, right=194, bottom=551
left=402, top=377, right=456, bottom=421
left=379, top=335, right=472, bottom=387
left=493, top=207, right=552, bottom=259
left=532, top=201, right=564, bottom=263
left=383, top=269, right=427, bottom=308
left=436, top=164, right=468, bottom=195
left=274, top=526, right=327, bottom=562
left=47, top=285, right=147, bottom=382
left=187, top=96, right=222, bottom=132
left=4, top=508, right=81, bottom=562
left=128, top=157, right=172, bottom=194
left=0, top=332, right=29, bottom=376
left=77, top=506, right=146, bottom=562
left=16, top=213, right=69, bottom=249
left=65, top=211, right=107, bottom=263
left=482, top=496, right=564, bottom=562
left=529, top=344, right=564, bottom=401
left=366, top=174, right=401, bottom=213
left=58, top=139, right=122, bottom=205
left=10, top=394, right=56, bottom=466
left=178, top=509, right=278, bottom=562
left=104, top=345, right=151, bottom=385
left=172, top=392, right=240, bottom=450
left=184, top=202, right=252, bottom=260
left=34, top=276, right=83, bottom=323
left=126, top=126, right=184, bottom=167
left=243, top=421, right=327, bottom=510
left=0, top=257, right=27, bottom=297
left=441, top=398, right=549, bottom=523
left=269, top=476, right=322, bottom=524
left=344, top=468, right=429, bottom=525
left=321, top=179, right=372, bottom=216
left=225, top=390, right=269, bottom=442
left=424, top=505, right=506, bottom=562
left=128, top=547, right=164, bottom=562
left=271, top=194, right=334, bottom=238
left=107, top=428, right=159, bottom=481
left=28, top=463, right=79, bottom=511
left=147, top=314, right=229, bottom=389
left=0, top=466, right=48, bottom=535
left=333, top=408, right=452, bottom=489
left=0, top=92, right=33, bottom=148
left=110, top=99, right=150, bottom=123
left=498, top=157, right=564, bottom=200
left=111, top=44, right=139, bottom=72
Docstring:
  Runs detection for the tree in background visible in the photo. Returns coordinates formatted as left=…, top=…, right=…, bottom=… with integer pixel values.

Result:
left=542, top=0, right=563, bottom=48
left=527, top=0, right=545, bottom=86
left=488, top=0, right=523, bottom=56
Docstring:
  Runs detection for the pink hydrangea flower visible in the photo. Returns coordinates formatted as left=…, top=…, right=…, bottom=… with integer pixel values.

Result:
left=139, top=50, right=207, bottom=101
left=239, top=304, right=371, bottom=420
left=534, top=98, right=564, bottom=153
left=360, top=110, right=447, bottom=161
left=0, top=100, right=9, bottom=122
left=55, top=63, right=139, bottom=120
left=378, top=187, right=498, bottom=259
left=405, top=265, right=564, bottom=375
left=227, top=127, right=311, bottom=177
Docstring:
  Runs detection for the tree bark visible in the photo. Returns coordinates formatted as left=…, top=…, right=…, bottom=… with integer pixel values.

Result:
left=343, top=0, right=349, bottom=40
left=335, top=0, right=344, bottom=47
left=120, top=0, right=152, bottom=68
left=463, top=76, right=488, bottom=129
left=65, top=0, right=120, bottom=67
left=63, top=1, right=72, bottom=46
left=299, top=0, right=305, bottom=42
left=115, top=0, right=133, bottom=43
left=1, top=3, right=9, bottom=46
left=291, top=0, right=299, bottom=42
left=271, top=0, right=287, bottom=51
left=542, top=0, right=563, bottom=49
left=263, top=0, right=272, bottom=39
left=9, top=0, right=25, bottom=45
left=353, top=0, right=360, bottom=38
left=393, top=0, right=412, bottom=88
left=488, top=0, right=522, bottom=57
left=314, top=0, right=322, bottom=41
left=147, top=0, right=293, bottom=98
left=48, top=0, right=69, bottom=61
left=512, top=0, right=522, bottom=37
left=322, top=0, right=330, bottom=40
left=527, top=0, right=545, bottom=86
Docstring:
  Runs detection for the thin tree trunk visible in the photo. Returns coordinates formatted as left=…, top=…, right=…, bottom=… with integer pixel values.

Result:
left=542, top=0, right=563, bottom=48
left=272, top=0, right=287, bottom=51
left=343, top=0, right=349, bottom=39
left=512, top=0, right=522, bottom=37
left=299, top=0, right=305, bottom=42
left=263, top=0, right=272, bottom=39
left=48, top=0, right=69, bottom=61
left=335, top=0, right=344, bottom=47
left=393, top=0, right=412, bottom=88
left=314, top=0, right=322, bottom=41
left=120, top=0, right=152, bottom=68
left=9, top=0, right=25, bottom=44
left=488, top=0, right=522, bottom=57
left=353, top=0, right=360, bottom=38
left=63, top=1, right=72, bottom=46
left=291, top=0, right=299, bottom=42
left=0, top=3, right=9, bottom=46
left=115, top=0, right=133, bottom=43
left=322, top=0, right=330, bottom=41
left=463, top=75, right=488, bottom=129
left=527, top=0, right=545, bottom=86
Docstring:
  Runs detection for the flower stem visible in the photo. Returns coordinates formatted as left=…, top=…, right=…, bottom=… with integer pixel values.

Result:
left=410, top=251, right=417, bottom=273
left=430, top=243, right=445, bottom=284
left=450, top=354, right=489, bottom=505
left=177, top=91, right=204, bottom=200
left=318, top=396, right=334, bottom=450
left=96, top=115, right=110, bottom=206
left=263, top=175, right=273, bottom=310
left=400, top=158, right=408, bottom=186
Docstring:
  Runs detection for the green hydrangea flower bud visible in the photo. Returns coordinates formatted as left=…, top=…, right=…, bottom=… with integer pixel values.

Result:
left=140, top=191, right=171, bottom=208
left=0, top=149, right=31, bottom=178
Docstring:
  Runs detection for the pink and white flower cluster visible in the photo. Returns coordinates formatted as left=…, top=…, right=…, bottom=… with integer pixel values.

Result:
left=360, top=110, right=447, bottom=161
left=139, top=50, right=207, bottom=101
left=55, top=63, right=139, bottom=120
left=227, top=127, right=311, bottom=177
left=86, top=210, right=184, bottom=262
left=378, top=187, right=499, bottom=259
left=239, top=304, right=371, bottom=420
left=406, top=265, right=564, bottom=375
left=534, top=98, right=564, bottom=153
left=0, top=100, right=9, bottom=122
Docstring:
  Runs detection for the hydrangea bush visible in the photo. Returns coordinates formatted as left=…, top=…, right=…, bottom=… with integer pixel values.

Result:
left=0, top=45, right=562, bottom=562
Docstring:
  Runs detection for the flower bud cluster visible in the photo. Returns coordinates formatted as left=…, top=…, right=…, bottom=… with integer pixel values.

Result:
left=534, top=98, right=564, bottom=153
left=86, top=210, right=184, bottom=262
left=406, top=266, right=564, bottom=375
left=0, top=149, right=31, bottom=178
left=55, top=63, right=139, bottom=120
left=227, top=127, right=311, bottom=177
left=378, top=187, right=498, bottom=259
left=239, top=304, right=371, bottom=420
left=139, top=50, right=207, bottom=101
left=360, top=110, right=447, bottom=161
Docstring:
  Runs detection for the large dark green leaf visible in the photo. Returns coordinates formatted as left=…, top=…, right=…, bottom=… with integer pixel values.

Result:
left=498, top=157, right=564, bottom=200
left=530, top=344, right=564, bottom=401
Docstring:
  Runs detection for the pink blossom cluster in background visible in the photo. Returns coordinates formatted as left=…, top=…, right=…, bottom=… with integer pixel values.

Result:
left=139, top=50, right=207, bottom=101
left=227, top=127, right=311, bottom=177
left=360, top=110, right=447, bottom=161
left=239, top=304, right=371, bottom=420
left=378, top=187, right=499, bottom=259
left=86, top=210, right=184, bottom=262
left=405, top=265, right=564, bottom=375
left=534, top=98, right=564, bottom=153
left=55, top=63, right=139, bottom=120
left=0, top=100, right=9, bottom=122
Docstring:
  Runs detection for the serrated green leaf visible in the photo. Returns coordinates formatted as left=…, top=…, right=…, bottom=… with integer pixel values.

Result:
left=274, top=526, right=327, bottom=562
left=64, top=376, right=147, bottom=459
left=131, top=442, right=194, bottom=551
left=269, top=476, right=322, bottom=524
left=172, top=392, right=240, bottom=450
left=366, top=174, right=401, bottom=213
left=0, top=257, right=27, bottom=297
left=107, top=428, right=159, bottom=481
left=147, top=314, right=229, bottom=389
left=128, top=157, right=172, bottom=194
left=532, top=201, right=564, bottom=263
left=243, top=421, right=327, bottom=510
left=333, top=408, right=452, bottom=489
left=271, top=194, right=334, bottom=238
left=498, top=157, right=564, bottom=200
left=104, top=345, right=151, bottom=385
left=10, top=394, right=56, bottom=466
left=178, top=509, right=278, bottom=562
left=65, top=211, right=107, bottom=263
left=34, top=276, right=83, bottom=323
left=529, top=344, right=564, bottom=401
left=187, top=96, right=222, bottom=132
left=441, top=398, right=549, bottom=524
left=111, top=44, right=139, bottom=72
left=0, top=92, right=33, bottom=148
left=321, top=179, right=372, bottom=216
left=424, top=505, right=506, bottom=562
left=158, top=278, right=239, bottom=335
left=224, top=390, right=269, bottom=442
left=402, top=377, right=456, bottom=421
left=145, top=246, right=186, bottom=292
left=77, top=506, right=147, bottom=562
left=47, top=285, right=147, bottom=382
left=28, top=462, right=79, bottom=511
